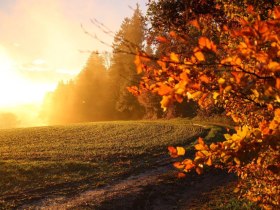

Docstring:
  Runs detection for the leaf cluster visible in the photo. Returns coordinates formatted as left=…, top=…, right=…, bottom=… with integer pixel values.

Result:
left=130, top=3, right=280, bottom=209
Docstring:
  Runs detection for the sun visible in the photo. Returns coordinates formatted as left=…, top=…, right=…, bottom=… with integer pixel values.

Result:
left=0, top=47, right=49, bottom=108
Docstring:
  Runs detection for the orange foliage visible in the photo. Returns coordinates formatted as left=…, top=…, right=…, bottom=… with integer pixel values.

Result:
left=129, top=5, right=280, bottom=209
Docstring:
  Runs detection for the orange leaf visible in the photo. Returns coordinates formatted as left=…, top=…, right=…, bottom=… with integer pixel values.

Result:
left=156, top=36, right=168, bottom=43
left=276, top=78, right=280, bottom=90
left=169, top=31, right=177, bottom=38
left=268, top=61, right=280, bottom=72
left=158, top=84, right=172, bottom=96
left=198, top=37, right=217, bottom=52
left=175, top=94, right=184, bottom=103
left=198, top=137, right=204, bottom=145
left=184, top=162, right=195, bottom=171
left=134, top=54, right=142, bottom=74
left=168, top=146, right=176, bottom=152
left=160, top=95, right=172, bottom=111
left=194, top=51, right=205, bottom=61
left=206, top=157, right=212, bottom=166
left=127, top=86, right=140, bottom=96
left=196, top=151, right=206, bottom=158
left=196, top=166, right=203, bottom=175
left=173, top=162, right=185, bottom=169
left=210, top=143, right=218, bottom=151
left=247, top=5, right=254, bottom=14
left=231, top=72, right=243, bottom=84
left=177, top=172, right=186, bottom=178
left=189, top=19, right=200, bottom=29
left=195, top=144, right=205, bottom=151
left=190, top=83, right=201, bottom=90
left=273, top=6, right=280, bottom=19
left=200, top=75, right=210, bottom=83
left=157, top=60, right=167, bottom=71
left=170, top=52, right=180, bottom=63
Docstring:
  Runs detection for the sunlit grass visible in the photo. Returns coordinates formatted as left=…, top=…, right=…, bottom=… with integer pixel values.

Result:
left=0, top=119, right=206, bottom=208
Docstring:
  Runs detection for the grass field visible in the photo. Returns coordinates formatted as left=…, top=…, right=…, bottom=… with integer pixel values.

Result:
left=0, top=118, right=213, bottom=209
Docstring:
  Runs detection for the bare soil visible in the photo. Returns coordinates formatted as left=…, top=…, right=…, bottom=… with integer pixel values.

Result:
left=20, top=164, right=236, bottom=210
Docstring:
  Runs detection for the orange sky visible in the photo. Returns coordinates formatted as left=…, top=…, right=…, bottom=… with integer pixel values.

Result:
left=0, top=0, right=147, bottom=127
left=0, top=0, right=147, bottom=109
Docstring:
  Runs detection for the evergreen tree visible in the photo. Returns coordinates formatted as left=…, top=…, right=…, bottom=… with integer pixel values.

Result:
left=42, top=52, right=112, bottom=124
left=74, top=51, right=110, bottom=122
left=109, top=5, right=146, bottom=119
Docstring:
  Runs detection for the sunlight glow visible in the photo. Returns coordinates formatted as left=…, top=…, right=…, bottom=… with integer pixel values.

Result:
left=0, top=47, right=53, bottom=108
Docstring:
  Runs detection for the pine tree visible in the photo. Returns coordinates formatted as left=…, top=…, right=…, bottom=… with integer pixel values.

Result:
left=74, top=51, right=110, bottom=122
left=109, top=5, right=146, bottom=119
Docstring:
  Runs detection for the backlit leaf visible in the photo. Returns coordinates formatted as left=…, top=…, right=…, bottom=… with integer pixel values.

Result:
left=170, top=52, right=180, bottom=63
left=176, top=147, right=186, bottom=156
left=158, top=84, right=172, bottom=96
left=177, top=172, right=186, bottom=178
left=156, top=36, right=168, bottom=43
left=194, top=51, right=205, bottom=61
left=173, top=162, right=185, bottom=169
left=195, top=166, right=203, bottom=175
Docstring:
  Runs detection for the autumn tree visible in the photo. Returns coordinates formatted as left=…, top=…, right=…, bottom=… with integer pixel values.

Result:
left=108, top=5, right=146, bottom=120
left=130, top=1, right=280, bottom=208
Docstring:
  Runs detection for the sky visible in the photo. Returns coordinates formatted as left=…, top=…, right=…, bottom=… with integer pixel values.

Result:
left=0, top=0, right=147, bottom=109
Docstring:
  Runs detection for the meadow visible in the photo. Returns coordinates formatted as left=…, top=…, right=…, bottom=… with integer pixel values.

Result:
left=0, top=119, right=212, bottom=209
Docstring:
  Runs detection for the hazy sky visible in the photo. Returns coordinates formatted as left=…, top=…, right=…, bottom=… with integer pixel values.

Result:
left=0, top=0, right=147, bottom=108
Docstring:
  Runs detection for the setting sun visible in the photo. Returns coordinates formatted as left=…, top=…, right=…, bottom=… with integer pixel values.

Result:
left=0, top=47, right=53, bottom=107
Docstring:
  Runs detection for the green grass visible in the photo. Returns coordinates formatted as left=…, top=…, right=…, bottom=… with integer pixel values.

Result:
left=0, top=119, right=207, bottom=209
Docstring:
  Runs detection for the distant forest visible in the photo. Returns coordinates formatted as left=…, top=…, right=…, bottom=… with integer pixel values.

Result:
left=41, top=5, right=201, bottom=125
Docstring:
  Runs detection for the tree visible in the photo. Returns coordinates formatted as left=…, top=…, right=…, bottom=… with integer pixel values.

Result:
left=109, top=5, right=146, bottom=120
left=0, top=112, right=20, bottom=128
left=42, top=52, right=112, bottom=124
left=131, top=2, right=280, bottom=208
left=74, top=52, right=112, bottom=122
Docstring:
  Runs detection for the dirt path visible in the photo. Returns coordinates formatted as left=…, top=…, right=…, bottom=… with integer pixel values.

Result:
left=20, top=165, right=172, bottom=209
left=20, top=163, right=235, bottom=210
left=18, top=124, right=236, bottom=210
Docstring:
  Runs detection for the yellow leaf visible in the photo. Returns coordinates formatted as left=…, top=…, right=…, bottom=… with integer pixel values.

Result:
left=218, top=78, right=225, bottom=85
left=194, top=51, right=205, bottom=61
left=134, top=54, right=142, bottom=74
left=224, top=134, right=232, bottom=140
left=170, top=52, right=179, bottom=63
left=176, top=147, right=186, bottom=156
left=191, top=91, right=203, bottom=99
left=195, top=144, right=204, bottom=151
left=160, top=95, right=172, bottom=111
left=213, top=92, right=220, bottom=100
left=234, top=157, right=241, bottom=165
